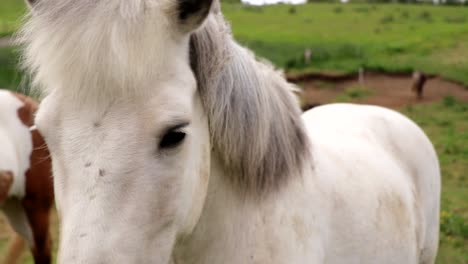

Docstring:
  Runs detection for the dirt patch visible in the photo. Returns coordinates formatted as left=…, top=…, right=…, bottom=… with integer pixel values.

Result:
left=293, top=72, right=468, bottom=109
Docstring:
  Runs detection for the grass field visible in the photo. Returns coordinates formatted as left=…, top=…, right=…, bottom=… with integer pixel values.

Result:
left=1, top=2, right=468, bottom=85
left=402, top=98, right=468, bottom=263
left=0, top=0, right=25, bottom=37
left=0, top=47, right=25, bottom=92
left=221, top=3, right=468, bottom=85
left=0, top=1, right=467, bottom=263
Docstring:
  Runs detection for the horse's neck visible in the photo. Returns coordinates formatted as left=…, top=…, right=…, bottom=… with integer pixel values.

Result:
left=173, top=157, right=260, bottom=262
left=174, top=155, right=320, bottom=263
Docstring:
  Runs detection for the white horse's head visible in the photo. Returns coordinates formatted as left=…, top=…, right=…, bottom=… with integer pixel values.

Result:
left=20, top=0, right=308, bottom=262
left=22, top=0, right=214, bottom=262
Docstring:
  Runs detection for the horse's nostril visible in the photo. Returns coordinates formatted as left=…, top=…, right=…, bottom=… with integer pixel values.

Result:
left=0, top=170, right=14, bottom=203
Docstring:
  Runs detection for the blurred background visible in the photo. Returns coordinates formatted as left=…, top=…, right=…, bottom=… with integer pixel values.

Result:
left=0, top=0, right=467, bottom=263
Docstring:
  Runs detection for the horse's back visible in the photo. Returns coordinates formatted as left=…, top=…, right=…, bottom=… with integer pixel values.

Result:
left=302, top=103, right=440, bottom=264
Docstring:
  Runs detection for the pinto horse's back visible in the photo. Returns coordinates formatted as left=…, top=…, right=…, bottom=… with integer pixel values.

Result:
left=303, top=103, right=440, bottom=264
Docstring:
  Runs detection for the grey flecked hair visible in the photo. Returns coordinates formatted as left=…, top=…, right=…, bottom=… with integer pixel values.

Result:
left=190, top=5, right=310, bottom=194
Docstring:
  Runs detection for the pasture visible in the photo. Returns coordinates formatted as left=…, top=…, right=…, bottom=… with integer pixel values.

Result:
left=222, top=3, right=468, bottom=86
left=2, top=1, right=468, bottom=86
left=0, top=0, right=24, bottom=37
left=0, top=0, right=467, bottom=263
left=0, top=47, right=23, bottom=91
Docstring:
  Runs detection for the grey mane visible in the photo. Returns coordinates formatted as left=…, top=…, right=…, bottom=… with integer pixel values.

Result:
left=190, top=5, right=310, bottom=195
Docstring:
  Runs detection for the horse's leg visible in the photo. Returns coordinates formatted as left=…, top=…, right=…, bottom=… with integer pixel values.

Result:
left=0, top=171, right=13, bottom=205
left=23, top=204, right=52, bottom=264
left=2, top=233, right=25, bottom=264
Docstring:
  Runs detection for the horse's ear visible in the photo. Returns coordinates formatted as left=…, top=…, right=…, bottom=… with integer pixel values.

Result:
left=177, top=0, right=214, bottom=32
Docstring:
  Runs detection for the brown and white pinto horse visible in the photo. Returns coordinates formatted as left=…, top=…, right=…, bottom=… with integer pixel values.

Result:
left=0, top=90, right=53, bottom=264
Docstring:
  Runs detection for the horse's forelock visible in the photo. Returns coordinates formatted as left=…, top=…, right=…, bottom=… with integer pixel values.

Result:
left=19, top=0, right=183, bottom=99
left=190, top=11, right=310, bottom=196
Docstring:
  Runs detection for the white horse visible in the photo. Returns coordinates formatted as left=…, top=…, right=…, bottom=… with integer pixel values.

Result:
left=20, top=0, right=440, bottom=263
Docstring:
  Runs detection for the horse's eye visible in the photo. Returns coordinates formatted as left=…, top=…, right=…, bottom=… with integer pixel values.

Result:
left=159, top=130, right=186, bottom=149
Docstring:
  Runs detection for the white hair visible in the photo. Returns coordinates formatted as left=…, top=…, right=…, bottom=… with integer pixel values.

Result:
left=18, top=0, right=310, bottom=196
left=18, top=0, right=176, bottom=99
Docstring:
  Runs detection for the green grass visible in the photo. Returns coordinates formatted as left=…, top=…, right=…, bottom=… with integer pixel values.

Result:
left=401, top=98, right=468, bottom=263
left=222, top=3, right=468, bottom=85
left=2, top=2, right=468, bottom=85
left=0, top=0, right=26, bottom=37
left=0, top=47, right=28, bottom=93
